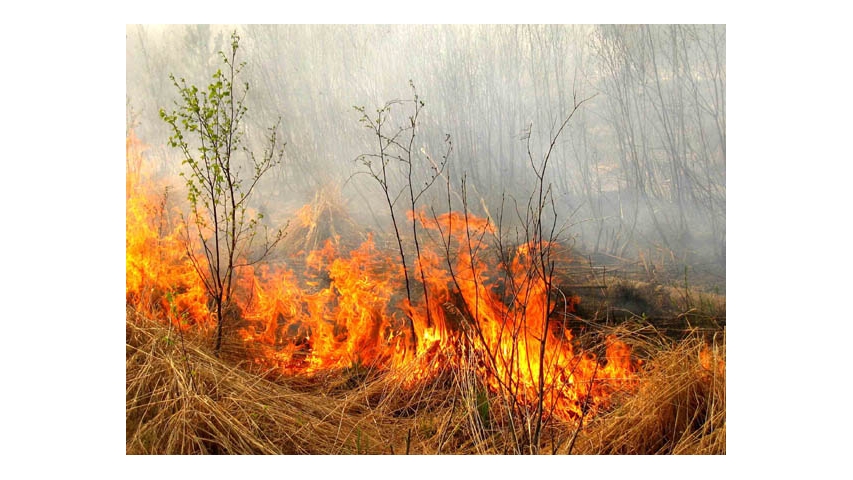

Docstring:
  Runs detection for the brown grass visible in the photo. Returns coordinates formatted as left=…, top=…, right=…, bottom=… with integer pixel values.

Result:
left=127, top=307, right=724, bottom=455
left=127, top=308, right=385, bottom=454
left=573, top=331, right=726, bottom=454
left=280, top=185, right=367, bottom=257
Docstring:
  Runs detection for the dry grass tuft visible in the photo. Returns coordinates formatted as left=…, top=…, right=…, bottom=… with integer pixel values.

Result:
left=126, top=309, right=387, bottom=454
left=574, top=333, right=725, bottom=454
left=280, top=185, right=366, bottom=257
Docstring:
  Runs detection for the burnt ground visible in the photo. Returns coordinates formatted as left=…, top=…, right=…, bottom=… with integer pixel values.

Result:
left=554, top=247, right=725, bottom=343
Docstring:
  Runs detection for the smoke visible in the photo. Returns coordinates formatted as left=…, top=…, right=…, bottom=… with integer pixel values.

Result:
left=127, top=24, right=725, bottom=280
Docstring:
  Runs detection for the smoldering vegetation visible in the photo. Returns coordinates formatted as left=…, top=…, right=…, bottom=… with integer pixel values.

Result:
left=127, top=24, right=725, bottom=289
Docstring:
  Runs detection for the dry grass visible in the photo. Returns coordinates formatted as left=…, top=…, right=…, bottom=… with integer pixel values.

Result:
left=280, top=185, right=367, bottom=257
left=127, top=307, right=724, bottom=455
left=574, top=331, right=726, bottom=454
left=127, top=308, right=387, bottom=454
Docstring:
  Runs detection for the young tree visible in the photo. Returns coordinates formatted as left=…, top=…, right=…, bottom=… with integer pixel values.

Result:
left=160, top=31, right=285, bottom=354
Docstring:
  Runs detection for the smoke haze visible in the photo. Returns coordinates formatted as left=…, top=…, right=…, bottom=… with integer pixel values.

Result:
left=127, top=24, right=725, bottom=287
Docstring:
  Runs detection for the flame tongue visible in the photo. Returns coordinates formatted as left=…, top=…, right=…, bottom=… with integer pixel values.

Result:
left=127, top=134, right=638, bottom=420
left=126, top=133, right=210, bottom=328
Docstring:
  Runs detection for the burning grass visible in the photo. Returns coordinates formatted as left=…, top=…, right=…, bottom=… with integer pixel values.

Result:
left=569, top=329, right=725, bottom=454
left=127, top=309, right=724, bottom=454
left=126, top=132, right=724, bottom=454
left=126, top=308, right=389, bottom=454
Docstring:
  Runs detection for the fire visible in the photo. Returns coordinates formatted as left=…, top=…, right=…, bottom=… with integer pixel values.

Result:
left=239, top=235, right=405, bottom=372
left=127, top=132, right=638, bottom=421
left=126, top=132, right=210, bottom=328
left=700, top=344, right=726, bottom=376
left=295, top=203, right=317, bottom=230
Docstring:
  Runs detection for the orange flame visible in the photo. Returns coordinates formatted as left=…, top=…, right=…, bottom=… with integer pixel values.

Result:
left=126, top=132, right=210, bottom=329
left=127, top=133, right=638, bottom=420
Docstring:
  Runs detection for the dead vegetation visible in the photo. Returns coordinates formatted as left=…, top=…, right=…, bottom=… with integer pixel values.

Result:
left=127, top=114, right=725, bottom=454
left=127, top=169, right=725, bottom=455
left=127, top=308, right=384, bottom=454
left=127, top=302, right=725, bottom=454
left=570, top=329, right=725, bottom=454
left=281, top=185, right=367, bottom=258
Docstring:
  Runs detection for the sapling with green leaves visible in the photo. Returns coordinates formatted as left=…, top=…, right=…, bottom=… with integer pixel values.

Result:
left=160, top=31, right=285, bottom=354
